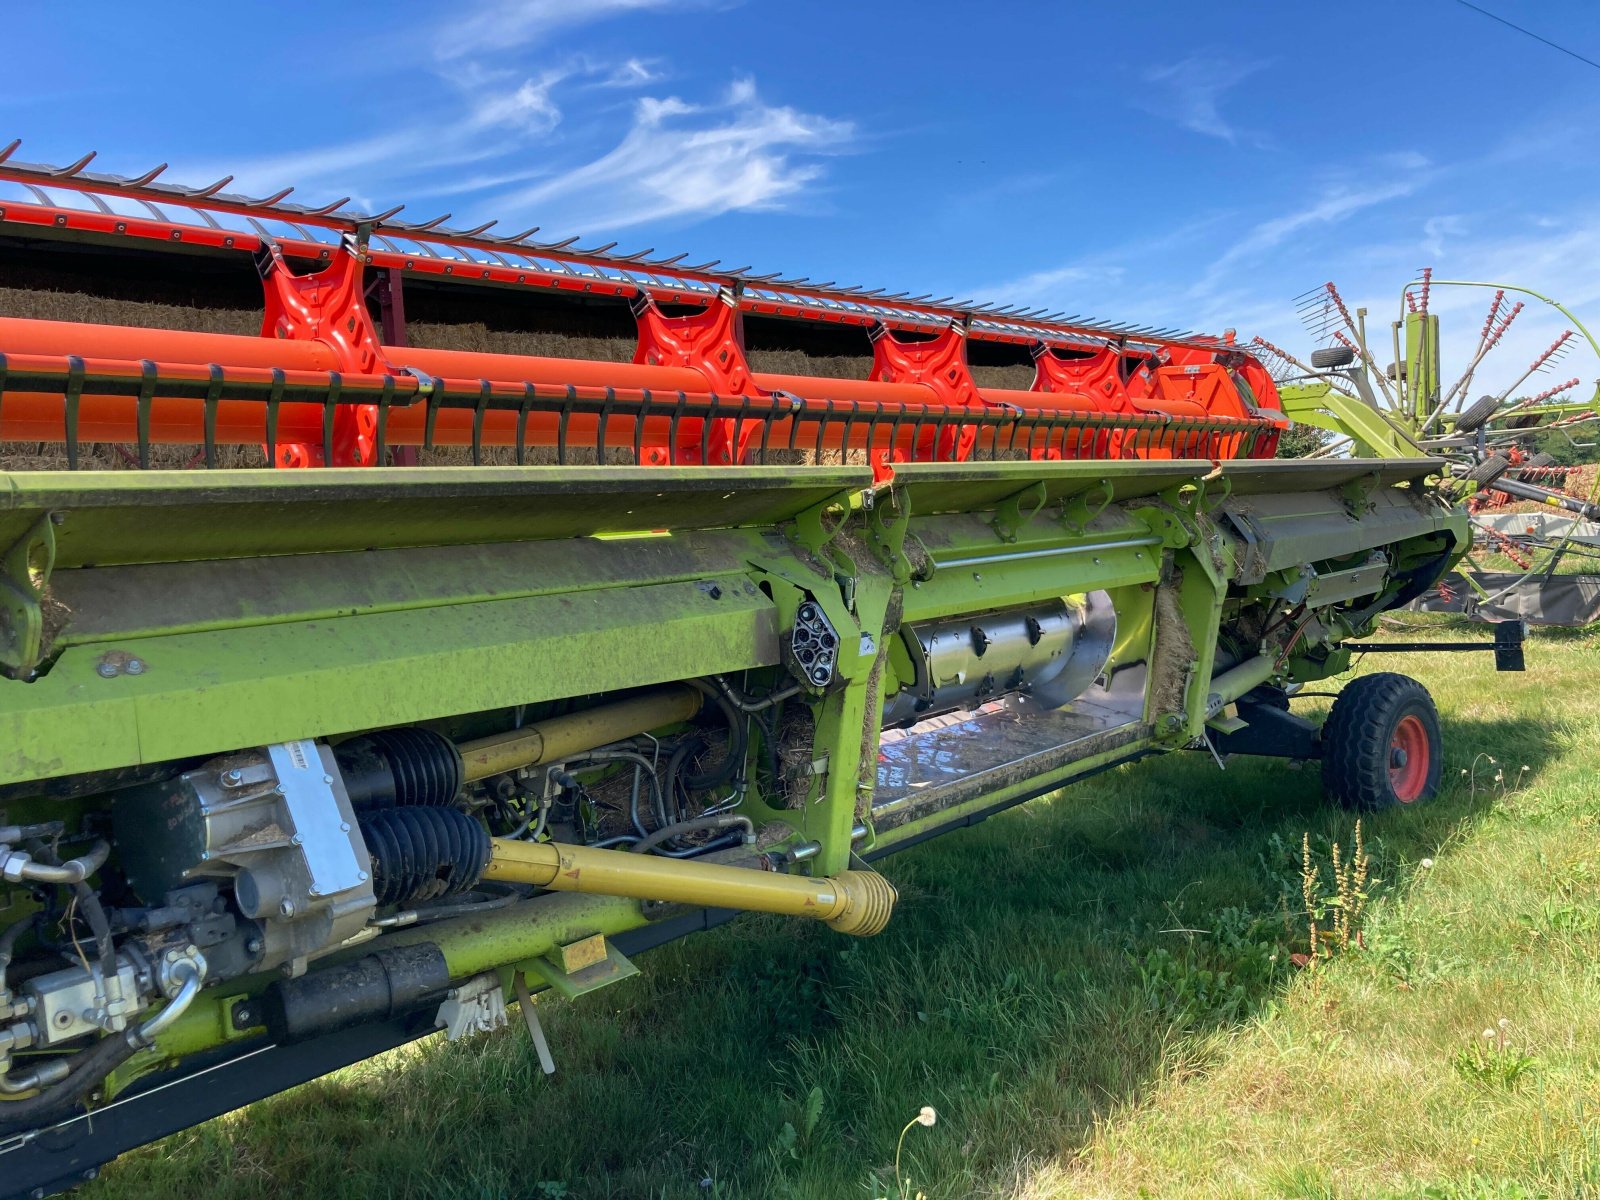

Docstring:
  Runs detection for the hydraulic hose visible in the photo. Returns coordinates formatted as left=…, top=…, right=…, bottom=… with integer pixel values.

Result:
left=683, top=681, right=746, bottom=791
left=0, top=839, right=110, bottom=885
left=0, top=957, right=203, bottom=1125
left=628, top=813, right=754, bottom=856
left=0, top=1027, right=141, bottom=1130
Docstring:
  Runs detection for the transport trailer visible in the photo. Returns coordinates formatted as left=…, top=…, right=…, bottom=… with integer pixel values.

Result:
left=0, top=148, right=1483, bottom=1195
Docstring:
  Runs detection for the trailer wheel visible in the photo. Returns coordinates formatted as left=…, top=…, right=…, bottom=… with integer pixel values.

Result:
left=1321, top=673, right=1441, bottom=809
left=1310, top=345, right=1355, bottom=370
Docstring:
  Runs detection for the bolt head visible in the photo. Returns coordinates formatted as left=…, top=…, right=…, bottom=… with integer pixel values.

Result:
left=322, top=774, right=334, bottom=785
left=124, top=659, right=145, bottom=675
left=96, top=662, right=119, bottom=679
left=339, top=822, right=351, bottom=833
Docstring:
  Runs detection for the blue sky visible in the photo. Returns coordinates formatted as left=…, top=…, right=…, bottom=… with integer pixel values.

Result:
left=6, top=0, right=1600, bottom=380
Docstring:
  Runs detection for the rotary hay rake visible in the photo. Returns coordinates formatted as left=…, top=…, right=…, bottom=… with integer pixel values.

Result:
left=0, top=143, right=1501, bottom=1197
left=1258, top=270, right=1600, bottom=624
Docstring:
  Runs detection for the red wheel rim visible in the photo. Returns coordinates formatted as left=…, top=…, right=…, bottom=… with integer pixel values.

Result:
left=1389, top=714, right=1430, bottom=803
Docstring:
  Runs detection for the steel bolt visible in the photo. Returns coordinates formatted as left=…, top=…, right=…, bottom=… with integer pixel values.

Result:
left=245, top=937, right=263, bottom=955
left=222, top=769, right=243, bottom=787
left=339, top=822, right=351, bottom=833
left=279, top=899, right=296, bottom=918
left=124, top=659, right=145, bottom=676
left=322, top=774, right=334, bottom=785
left=290, top=834, right=302, bottom=846
left=96, top=662, right=118, bottom=679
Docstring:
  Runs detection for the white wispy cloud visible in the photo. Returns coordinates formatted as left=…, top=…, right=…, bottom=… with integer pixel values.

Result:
left=434, top=0, right=679, bottom=60
left=1140, top=55, right=1266, bottom=145
left=1204, top=175, right=1426, bottom=282
left=599, top=57, right=665, bottom=88
left=496, top=78, right=853, bottom=231
left=464, top=67, right=568, bottom=135
left=176, top=0, right=845, bottom=237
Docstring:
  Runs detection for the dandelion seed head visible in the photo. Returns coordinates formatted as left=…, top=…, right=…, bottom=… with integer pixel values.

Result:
left=917, top=1106, right=938, bottom=1127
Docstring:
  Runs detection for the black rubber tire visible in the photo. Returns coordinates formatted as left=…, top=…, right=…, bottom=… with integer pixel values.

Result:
left=1310, top=345, right=1355, bottom=370
left=1525, top=452, right=1555, bottom=469
left=1465, top=453, right=1510, bottom=485
left=1456, top=394, right=1501, bottom=433
left=1321, top=673, right=1442, bottom=810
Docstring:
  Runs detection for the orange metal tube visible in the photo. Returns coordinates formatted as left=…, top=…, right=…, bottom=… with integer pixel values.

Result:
left=0, top=317, right=336, bottom=372
left=0, top=316, right=1263, bottom=456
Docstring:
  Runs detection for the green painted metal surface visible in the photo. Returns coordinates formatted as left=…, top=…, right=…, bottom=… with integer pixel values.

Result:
left=0, top=452, right=1470, bottom=1102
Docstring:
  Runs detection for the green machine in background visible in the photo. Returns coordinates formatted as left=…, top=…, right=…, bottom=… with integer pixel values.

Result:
left=1262, top=273, right=1600, bottom=622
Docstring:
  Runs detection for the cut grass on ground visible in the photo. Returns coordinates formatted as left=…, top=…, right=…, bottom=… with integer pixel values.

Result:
left=89, top=624, right=1600, bottom=1199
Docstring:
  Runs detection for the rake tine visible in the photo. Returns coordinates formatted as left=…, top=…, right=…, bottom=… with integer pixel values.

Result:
left=0, top=139, right=19, bottom=163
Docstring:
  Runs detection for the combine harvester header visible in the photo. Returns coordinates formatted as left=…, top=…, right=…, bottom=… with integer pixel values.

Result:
left=0, top=144, right=1499, bottom=1198
left=0, top=141, right=1284, bottom=472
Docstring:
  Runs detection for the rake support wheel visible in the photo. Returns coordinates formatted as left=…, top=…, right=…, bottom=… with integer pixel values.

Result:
left=1321, top=672, right=1442, bottom=809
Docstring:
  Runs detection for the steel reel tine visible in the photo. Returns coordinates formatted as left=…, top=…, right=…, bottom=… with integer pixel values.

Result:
left=185, top=175, right=234, bottom=199
left=126, top=162, right=169, bottom=187
left=303, top=196, right=353, bottom=217
left=48, top=151, right=97, bottom=177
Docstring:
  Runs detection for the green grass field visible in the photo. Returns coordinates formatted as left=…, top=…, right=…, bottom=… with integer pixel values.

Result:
left=87, top=623, right=1600, bottom=1200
